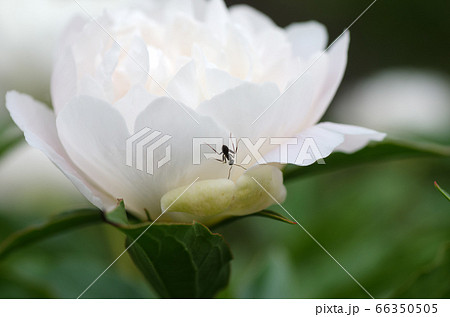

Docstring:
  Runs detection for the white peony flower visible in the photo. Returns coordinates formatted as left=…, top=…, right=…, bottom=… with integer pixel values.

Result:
left=331, top=69, right=450, bottom=138
left=6, top=0, right=385, bottom=225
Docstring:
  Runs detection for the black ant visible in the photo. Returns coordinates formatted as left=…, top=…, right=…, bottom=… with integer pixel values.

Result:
left=205, top=135, right=247, bottom=179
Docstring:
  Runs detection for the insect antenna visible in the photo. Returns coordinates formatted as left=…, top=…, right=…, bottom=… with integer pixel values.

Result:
left=204, top=142, right=221, bottom=155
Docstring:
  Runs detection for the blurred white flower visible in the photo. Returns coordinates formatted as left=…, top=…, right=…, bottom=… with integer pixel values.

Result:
left=0, top=0, right=123, bottom=213
left=0, top=0, right=123, bottom=109
left=6, top=0, right=384, bottom=224
left=0, top=144, right=89, bottom=213
left=331, top=69, right=450, bottom=138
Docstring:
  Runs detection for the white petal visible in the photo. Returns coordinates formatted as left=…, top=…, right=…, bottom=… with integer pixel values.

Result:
left=202, top=65, right=244, bottom=100
left=6, top=91, right=115, bottom=209
left=318, top=122, right=386, bottom=153
left=264, top=122, right=386, bottom=166
left=95, top=42, right=121, bottom=102
left=167, top=56, right=243, bottom=109
left=160, top=164, right=286, bottom=225
left=56, top=95, right=148, bottom=214
left=166, top=61, right=201, bottom=109
left=113, top=84, right=157, bottom=133
left=286, top=21, right=328, bottom=59
left=197, top=55, right=327, bottom=141
left=135, top=96, right=233, bottom=217
left=71, top=17, right=110, bottom=80
left=273, top=50, right=329, bottom=136
left=78, top=74, right=106, bottom=101
left=134, top=96, right=234, bottom=184
left=225, top=164, right=286, bottom=216
left=51, top=48, right=77, bottom=114
left=147, top=0, right=198, bottom=20
left=119, top=36, right=150, bottom=87
left=56, top=94, right=230, bottom=220
left=113, top=36, right=150, bottom=101
left=196, top=82, right=280, bottom=140
left=54, top=15, right=87, bottom=61
left=229, top=4, right=277, bottom=35
left=223, top=26, right=253, bottom=80
left=252, top=28, right=295, bottom=88
left=204, top=0, right=229, bottom=38
left=190, top=0, right=208, bottom=19
left=301, top=32, right=350, bottom=128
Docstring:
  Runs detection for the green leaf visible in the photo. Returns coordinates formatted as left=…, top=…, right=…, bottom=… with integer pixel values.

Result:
left=283, top=138, right=450, bottom=181
left=392, top=242, right=450, bottom=298
left=0, top=209, right=103, bottom=260
left=0, top=269, right=56, bottom=298
left=105, top=201, right=232, bottom=298
left=104, top=199, right=130, bottom=225
left=254, top=210, right=297, bottom=224
left=0, top=125, right=22, bottom=158
left=124, top=222, right=232, bottom=298
left=435, top=182, right=450, bottom=202
left=211, top=209, right=296, bottom=229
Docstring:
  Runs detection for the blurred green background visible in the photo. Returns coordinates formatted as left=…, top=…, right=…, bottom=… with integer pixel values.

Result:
left=0, top=0, right=449, bottom=298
